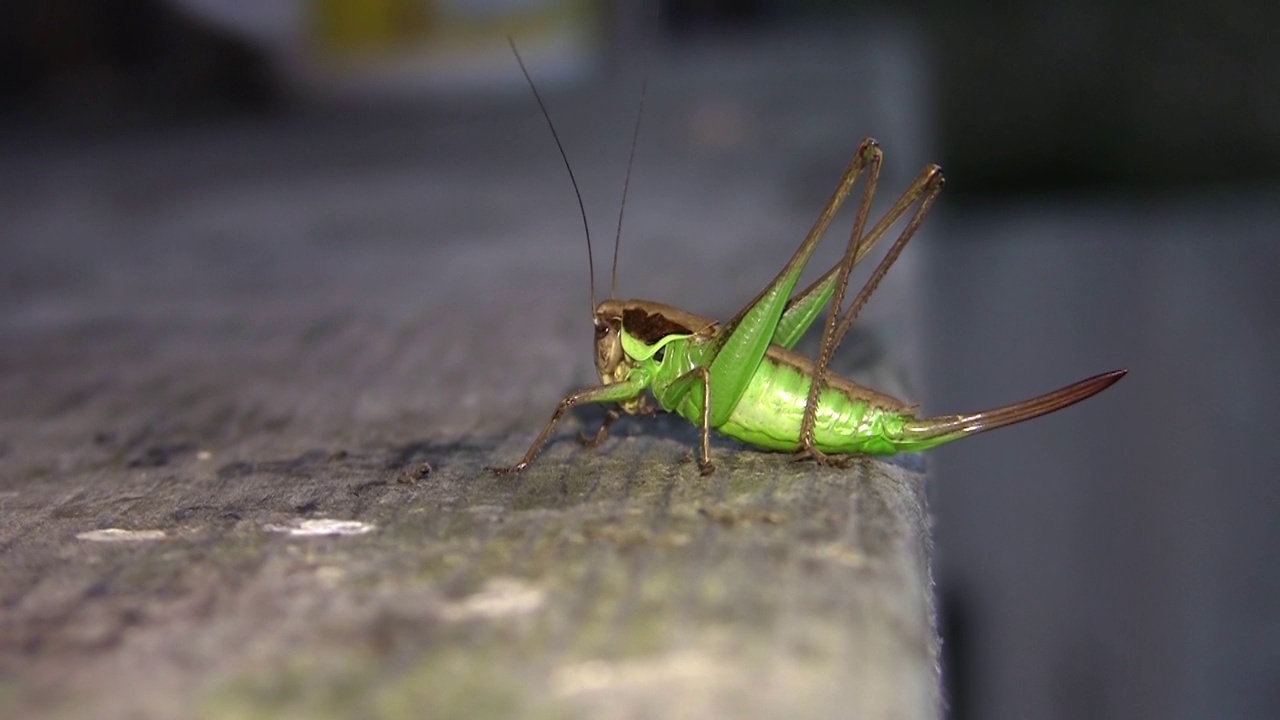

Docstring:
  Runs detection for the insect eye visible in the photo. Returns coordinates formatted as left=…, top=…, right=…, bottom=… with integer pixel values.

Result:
left=594, top=324, right=609, bottom=339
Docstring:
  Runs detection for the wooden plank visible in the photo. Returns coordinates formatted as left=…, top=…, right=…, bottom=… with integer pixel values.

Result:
left=0, top=311, right=937, bottom=720
left=0, top=31, right=938, bottom=719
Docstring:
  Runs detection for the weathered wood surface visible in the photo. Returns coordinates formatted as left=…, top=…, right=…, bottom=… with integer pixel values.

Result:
left=0, top=33, right=938, bottom=719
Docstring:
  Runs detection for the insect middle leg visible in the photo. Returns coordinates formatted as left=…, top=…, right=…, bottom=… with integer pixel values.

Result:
left=666, top=365, right=716, bottom=475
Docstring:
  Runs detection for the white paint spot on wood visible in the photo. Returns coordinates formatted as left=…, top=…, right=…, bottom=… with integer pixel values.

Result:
left=314, top=566, right=346, bottom=584
left=439, top=577, right=545, bottom=622
left=552, top=651, right=729, bottom=698
left=263, top=518, right=375, bottom=537
left=77, top=528, right=167, bottom=542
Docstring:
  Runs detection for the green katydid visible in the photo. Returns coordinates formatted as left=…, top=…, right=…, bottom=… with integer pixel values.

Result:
left=494, top=47, right=1126, bottom=476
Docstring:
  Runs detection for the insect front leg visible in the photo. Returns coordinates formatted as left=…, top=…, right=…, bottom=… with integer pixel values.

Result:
left=490, top=378, right=648, bottom=474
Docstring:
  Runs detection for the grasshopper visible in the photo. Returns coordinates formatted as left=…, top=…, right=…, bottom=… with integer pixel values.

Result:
left=494, top=49, right=1125, bottom=476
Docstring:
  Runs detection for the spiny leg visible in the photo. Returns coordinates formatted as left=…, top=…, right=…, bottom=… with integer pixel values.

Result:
left=489, top=378, right=646, bottom=474
left=711, top=138, right=880, bottom=352
left=830, top=166, right=945, bottom=352
left=791, top=144, right=883, bottom=464
left=684, top=139, right=881, bottom=430
left=795, top=163, right=946, bottom=464
left=780, top=164, right=945, bottom=349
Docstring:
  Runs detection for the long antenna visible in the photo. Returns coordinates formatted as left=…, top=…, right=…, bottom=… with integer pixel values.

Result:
left=611, top=72, right=648, bottom=299
left=509, top=38, right=595, bottom=313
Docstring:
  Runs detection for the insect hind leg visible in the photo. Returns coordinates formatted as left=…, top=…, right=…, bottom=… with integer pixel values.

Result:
left=795, top=162, right=946, bottom=462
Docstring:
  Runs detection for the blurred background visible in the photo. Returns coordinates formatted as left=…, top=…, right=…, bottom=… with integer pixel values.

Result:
left=2, top=1, right=1276, bottom=718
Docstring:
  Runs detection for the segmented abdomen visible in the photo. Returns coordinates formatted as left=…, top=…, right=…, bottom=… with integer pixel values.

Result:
left=677, top=356, right=910, bottom=455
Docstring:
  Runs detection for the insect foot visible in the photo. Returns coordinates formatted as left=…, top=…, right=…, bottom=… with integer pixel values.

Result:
left=577, top=428, right=609, bottom=448
left=790, top=447, right=858, bottom=469
left=486, top=463, right=528, bottom=475
left=699, top=461, right=717, bottom=477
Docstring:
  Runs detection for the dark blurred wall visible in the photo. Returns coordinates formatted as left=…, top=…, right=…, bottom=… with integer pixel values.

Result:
left=927, top=0, right=1280, bottom=192
left=0, top=0, right=273, bottom=132
left=664, top=0, right=1280, bottom=191
left=9, top=0, right=1277, bottom=192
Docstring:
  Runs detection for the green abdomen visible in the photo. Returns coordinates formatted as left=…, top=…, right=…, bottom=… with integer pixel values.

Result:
left=676, top=357, right=910, bottom=455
